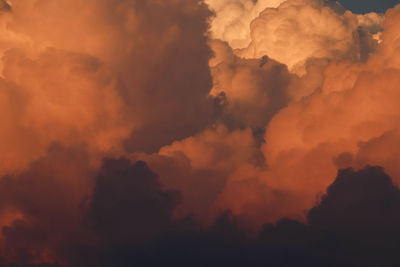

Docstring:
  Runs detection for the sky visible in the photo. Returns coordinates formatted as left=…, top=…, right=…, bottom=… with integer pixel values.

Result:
left=0, top=0, right=399, bottom=266
left=339, top=0, right=399, bottom=13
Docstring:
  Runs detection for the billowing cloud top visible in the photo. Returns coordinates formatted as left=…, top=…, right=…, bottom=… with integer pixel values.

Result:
left=0, top=0, right=400, bottom=266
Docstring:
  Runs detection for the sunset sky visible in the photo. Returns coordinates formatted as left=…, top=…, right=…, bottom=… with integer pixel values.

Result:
left=0, top=0, right=400, bottom=266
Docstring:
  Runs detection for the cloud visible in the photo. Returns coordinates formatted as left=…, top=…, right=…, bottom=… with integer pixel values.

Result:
left=135, top=125, right=261, bottom=224
left=156, top=2, right=400, bottom=228
left=0, top=0, right=219, bottom=168
left=250, top=4, right=400, bottom=222
left=1, top=0, right=400, bottom=266
left=2, top=142, right=400, bottom=267
left=138, top=2, right=400, bottom=227
left=208, top=40, right=290, bottom=129
left=205, top=0, right=285, bottom=49
left=87, top=158, right=181, bottom=245
left=236, top=0, right=380, bottom=75
left=0, top=0, right=10, bottom=12
left=0, top=145, right=95, bottom=266
left=0, top=48, right=132, bottom=175
left=308, top=166, right=400, bottom=231
left=159, top=125, right=259, bottom=172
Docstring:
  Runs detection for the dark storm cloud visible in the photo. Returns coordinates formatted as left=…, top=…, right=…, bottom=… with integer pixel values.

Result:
left=258, top=166, right=400, bottom=267
left=0, top=145, right=95, bottom=266
left=308, top=166, right=400, bottom=231
left=3, top=147, right=400, bottom=267
left=87, top=158, right=181, bottom=245
left=84, top=165, right=400, bottom=266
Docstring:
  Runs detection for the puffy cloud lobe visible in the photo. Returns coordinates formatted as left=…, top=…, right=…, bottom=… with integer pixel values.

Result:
left=236, top=0, right=378, bottom=75
left=255, top=4, right=400, bottom=222
left=208, top=40, right=290, bottom=129
left=213, top=163, right=300, bottom=229
left=159, top=125, right=259, bottom=172
left=357, top=12, right=384, bottom=33
left=205, top=0, right=384, bottom=138
left=138, top=125, right=263, bottom=223
left=0, top=48, right=132, bottom=175
left=205, top=0, right=285, bottom=49
left=156, top=123, right=304, bottom=227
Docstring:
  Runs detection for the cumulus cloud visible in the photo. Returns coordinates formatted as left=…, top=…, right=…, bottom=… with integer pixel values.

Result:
left=0, top=145, right=95, bottom=265
left=0, top=48, right=132, bottom=175
left=0, top=0, right=218, bottom=167
left=87, top=158, right=181, bottom=247
left=205, top=0, right=285, bottom=48
left=159, top=125, right=259, bottom=172
left=171, top=1, right=400, bottom=228
left=136, top=0, right=400, bottom=228
left=235, top=0, right=381, bottom=75
left=308, top=166, right=400, bottom=231
left=208, top=40, right=290, bottom=129
left=255, top=4, right=400, bottom=221
left=133, top=125, right=261, bottom=224
left=4, top=153, right=400, bottom=266
left=1, top=0, right=400, bottom=266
